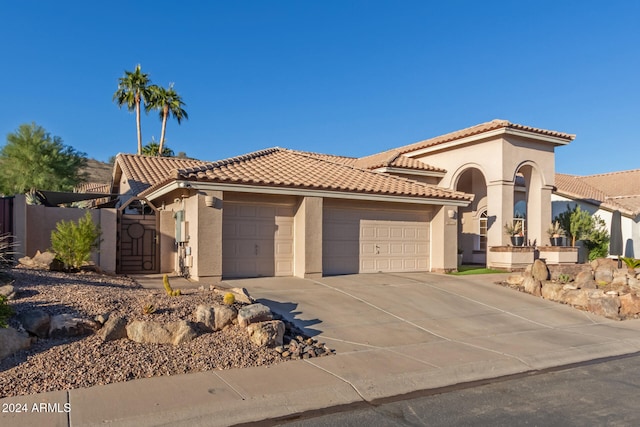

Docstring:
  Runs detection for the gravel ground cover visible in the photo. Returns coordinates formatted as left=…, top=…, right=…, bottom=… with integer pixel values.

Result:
left=0, top=268, right=285, bottom=398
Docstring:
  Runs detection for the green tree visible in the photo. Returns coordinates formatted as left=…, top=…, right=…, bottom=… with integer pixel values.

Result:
left=113, top=64, right=151, bottom=155
left=141, top=141, right=175, bottom=157
left=556, top=205, right=592, bottom=246
left=0, top=123, right=87, bottom=195
left=555, top=205, right=610, bottom=260
left=146, top=83, right=188, bottom=156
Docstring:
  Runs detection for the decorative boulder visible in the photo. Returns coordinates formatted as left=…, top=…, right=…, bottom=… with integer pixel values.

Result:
left=0, top=284, right=16, bottom=300
left=126, top=320, right=197, bottom=345
left=194, top=305, right=215, bottom=330
left=215, top=305, right=237, bottom=330
left=594, top=266, right=614, bottom=285
left=620, top=294, right=640, bottom=318
left=563, top=289, right=589, bottom=308
left=98, top=316, right=128, bottom=342
left=49, top=314, right=99, bottom=338
left=574, top=270, right=594, bottom=287
left=541, top=282, right=565, bottom=302
left=522, top=277, right=542, bottom=297
left=247, top=320, right=285, bottom=348
left=0, top=327, right=31, bottom=360
left=237, top=303, right=272, bottom=328
left=17, top=309, right=50, bottom=338
left=588, top=294, right=620, bottom=320
left=506, top=275, right=524, bottom=286
left=531, top=259, right=549, bottom=281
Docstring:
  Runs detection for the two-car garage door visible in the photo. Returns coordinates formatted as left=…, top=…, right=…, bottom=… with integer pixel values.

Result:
left=323, top=206, right=431, bottom=275
left=222, top=200, right=431, bottom=278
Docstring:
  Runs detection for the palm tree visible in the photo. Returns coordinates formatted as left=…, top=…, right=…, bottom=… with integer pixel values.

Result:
left=141, top=141, right=175, bottom=157
left=113, top=65, right=151, bottom=155
left=147, top=83, right=188, bottom=155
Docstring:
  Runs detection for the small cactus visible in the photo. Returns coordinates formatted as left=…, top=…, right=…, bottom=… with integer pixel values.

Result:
left=223, top=292, right=235, bottom=306
left=163, top=275, right=182, bottom=297
left=142, top=303, right=156, bottom=315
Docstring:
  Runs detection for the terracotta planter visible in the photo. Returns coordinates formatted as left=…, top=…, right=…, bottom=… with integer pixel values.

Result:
left=550, top=236, right=563, bottom=246
left=510, top=236, right=525, bottom=246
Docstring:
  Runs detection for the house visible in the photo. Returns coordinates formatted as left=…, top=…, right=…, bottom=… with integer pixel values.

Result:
left=553, top=170, right=640, bottom=258
left=109, top=119, right=576, bottom=280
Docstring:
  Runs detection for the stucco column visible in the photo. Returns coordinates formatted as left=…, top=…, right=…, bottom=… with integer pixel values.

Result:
left=190, top=191, right=223, bottom=281
left=528, top=185, right=552, bottom=247
left=294, top=196, right=323, bottom=278
left=487, top=181, right=515, bottom=247
left=430, top=205, right=458, bottom=272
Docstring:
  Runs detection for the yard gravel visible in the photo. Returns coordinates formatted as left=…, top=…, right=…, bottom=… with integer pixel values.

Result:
left=0, top=268, right=285, bottom=398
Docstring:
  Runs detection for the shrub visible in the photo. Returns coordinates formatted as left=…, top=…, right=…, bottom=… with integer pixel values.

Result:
left=0, top=233, right=18, bottom=267
left=555, top=205, right=609, bottom=260
left=142, top=303, right=157, bottom=315
left=50, top=211, right=101, bottom=271
left=223, top=293, right=235, bottom=306
left=0, top=295, right=13, bottom=328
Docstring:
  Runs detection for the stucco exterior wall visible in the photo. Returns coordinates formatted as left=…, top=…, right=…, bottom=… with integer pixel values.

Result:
left=12, top=196, right=116, bottom=272
left=293, top=196, right=323, bottom=278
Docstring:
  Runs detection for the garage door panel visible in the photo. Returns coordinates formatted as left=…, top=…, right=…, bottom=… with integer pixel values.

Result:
left=223, top=202, right=294, bottom=278
left=324, top=207, right=430, bottom=275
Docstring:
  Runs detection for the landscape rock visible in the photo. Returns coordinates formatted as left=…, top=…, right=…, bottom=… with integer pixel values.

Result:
left=629, top=277, right=640, bottom=291
left=194, top=304, right=215, bottom=330
left=594, top=266, right=614, bottom=285
left=17, top=309, right=50, bottom=338
left=126, top=320, right=197, bottom=345
left=237, top=303, right=272, bottom=328
left=563, top=289, right=589, bottom=308
left=215, top=305, right=237, bottom=330
left=0, top=284, right=16, bottom=300
left=574, top=270, right=594, bottom=287
left=591, top=258, right=618, bottom=271
left=611, top=274, right=628, bottom=287
left=522, top=277, right=542, bottom=297
left=620, top=293, right=640, bottom=318
left=246, top=320, right=285, bottom=347
left=94, top=312, right=110, bottom=325
left=578, top=279, right=597, bottom=290
left=19, top=250, right=64, bottom=271
left=0, top=327, right=31, bottom=360
left=541, top=282, right=565, bottom=302
left=98, top=315, right=128, bottom=342
left=588, top=294, right=620, bottom=320
left=49, top=314, right=99, bottom=338
left=506, top=275, right=524, bottom=286
left=531, top=260, right=549, bottom=281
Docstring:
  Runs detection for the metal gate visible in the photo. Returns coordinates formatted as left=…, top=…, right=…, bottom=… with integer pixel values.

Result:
left=118, top=214, right=159, bottom=274
left=0, top=197, right=13, bottom=236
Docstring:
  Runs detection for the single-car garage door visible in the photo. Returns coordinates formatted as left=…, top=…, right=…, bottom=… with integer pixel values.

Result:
left=323, top=206, right=430, bottom=275
left=223, top=202, right=294, bottom=278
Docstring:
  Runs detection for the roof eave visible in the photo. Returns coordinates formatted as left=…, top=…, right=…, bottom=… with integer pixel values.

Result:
left=143, top=181, right=472, bottom=207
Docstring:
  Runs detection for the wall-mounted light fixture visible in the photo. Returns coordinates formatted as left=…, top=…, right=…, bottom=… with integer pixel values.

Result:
left=205, top=196, right=215, bottom=207
left=447, top=209, right=457, bottom=220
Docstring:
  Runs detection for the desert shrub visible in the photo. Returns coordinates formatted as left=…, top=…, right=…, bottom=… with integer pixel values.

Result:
left=0, top=295, right=13, bottom=328
left=0, top=233, right=18, bottom=267
left=50, top=211, right=101, bottom=271
left=557, top=273, right=571, bottom=284
left=583, top=215, right=610, bottom=261
left=142, top=303, right=157, bottom=315
left=555, top=205, right=609, bottom=260
left=223, top=292, right=235, bottom=306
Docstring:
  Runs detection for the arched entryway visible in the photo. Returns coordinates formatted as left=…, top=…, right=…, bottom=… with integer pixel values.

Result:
left=455, top=166, right=488, bottom=265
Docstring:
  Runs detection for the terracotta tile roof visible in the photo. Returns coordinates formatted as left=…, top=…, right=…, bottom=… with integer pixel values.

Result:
left=354, top=150, right=445, bottom=173
left=140, top=148, right=472, bottom=202
left=555, top=171, right=640, bottom=217
left=116, top=154, right=208, bottom=195
left=387, top=119, right=575, bottom=156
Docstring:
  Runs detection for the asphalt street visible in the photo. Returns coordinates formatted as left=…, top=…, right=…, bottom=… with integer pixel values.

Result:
left=277, top=353, right=640, bottom=427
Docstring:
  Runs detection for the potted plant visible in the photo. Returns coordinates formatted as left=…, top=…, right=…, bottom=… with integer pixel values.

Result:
left=547, top=221, right=565, bottom=246
left=504, top=221, right=524, bottom=246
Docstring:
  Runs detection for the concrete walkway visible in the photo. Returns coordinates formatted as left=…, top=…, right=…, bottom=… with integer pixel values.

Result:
left=3, top=272, right=640, bottom=426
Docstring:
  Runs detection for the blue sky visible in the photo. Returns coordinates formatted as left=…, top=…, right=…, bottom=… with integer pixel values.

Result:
left=0, top=1, right=637, bottom=175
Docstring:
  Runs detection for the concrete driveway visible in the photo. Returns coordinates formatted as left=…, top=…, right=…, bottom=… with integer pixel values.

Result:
left=225, top=271, right=640, bottom=400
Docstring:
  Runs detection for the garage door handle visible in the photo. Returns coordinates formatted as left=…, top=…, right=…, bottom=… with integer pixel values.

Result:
left=255, top=244, right=259, bottom=255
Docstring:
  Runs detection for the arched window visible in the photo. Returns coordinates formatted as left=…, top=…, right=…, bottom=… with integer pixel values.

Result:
left=479, top=210, right=488, bottom=251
